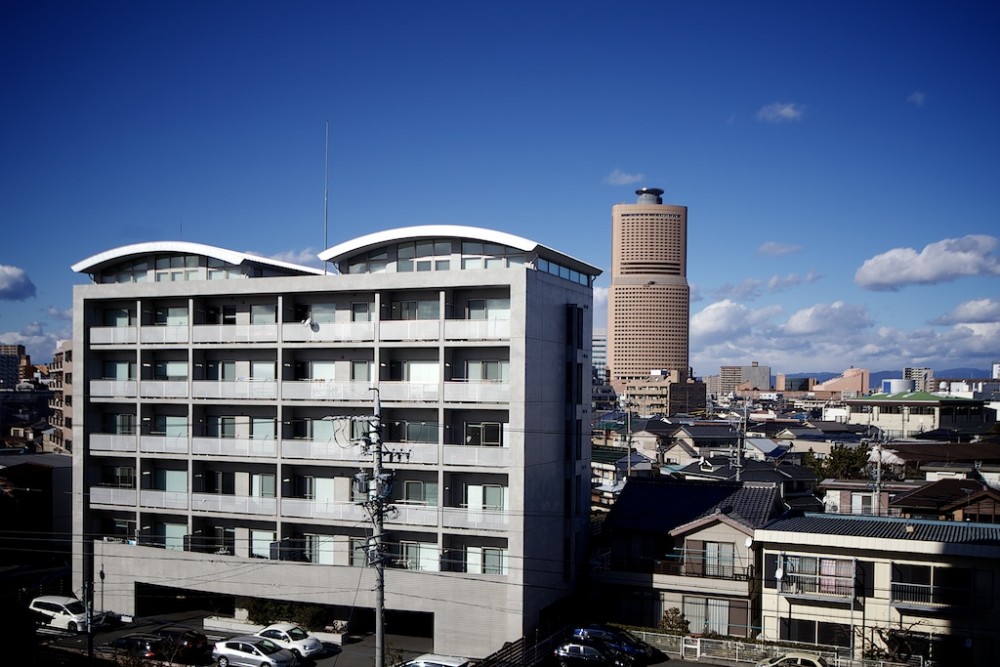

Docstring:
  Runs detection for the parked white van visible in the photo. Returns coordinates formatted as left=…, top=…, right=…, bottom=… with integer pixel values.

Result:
left=29, top=595, right=90, bottom=632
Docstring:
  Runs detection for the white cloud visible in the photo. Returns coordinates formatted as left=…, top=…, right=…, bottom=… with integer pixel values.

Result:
left=0, top=265, right=37, bottom=301
left=783, top=301, right=873, bottom=336
left=756, top=102, right=805, bottom=123
left=758, top=241, right=802, bottom=256
left=907, top=91, right=926, bottom=107
left=714, top=272, right=819, bottom=301
left=767, top=271, right=820, bottom=292
left=604, top=169, right=644, bottom=185
left=691, top=300, right=756, bottom=345
left=931, top=298, right=1000, bottom=325
left=0, top=322, right=65, bottom=362
left=854, top=235, right=1000, bottom=291
left=47, top=307, right=73, bottom=321
left=265, top=247, right=324, bottom=268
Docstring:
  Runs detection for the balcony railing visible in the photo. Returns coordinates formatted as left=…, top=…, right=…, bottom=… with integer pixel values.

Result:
left=281, top=498, right=367, bottom=521
left=379, top=320, right=441, bottom=341
left=443, top=381, right=510, bottom=403
left=191, top=493, right=277, bottom=515
left=90, top=433, right=138, bottom=452
left=378, top=381, right=439, bottom=402
left=282, top=381, right=373, bottom=401
left=890, top=582, right=969, bottom=608
left=442, top=445, right=509, bottom=467
left=90, top=486, right=137, bottom=506
left=90, top=380, right=138, bottom=398
left=140, top=489, right=189, bottom=510
left=90, top=326, right=137, bottom=345
left=139, top=434, right=188, bottom=454
left=192, top=437, right=277, bottom=457
left=191, top=324, right=278, bottom=343
left=191, top=380, right=277, bottom=400
left=780, top=575, right=854, bottom=598
left=443, top=319, right=511, bottom=341
left=281, top=321, right=375, bottom=343
left=140, top=380, right=189, bottom=398
left=441, top=507, right=509, bottom=530
left=281, top=439, right=366, bottom=462
left=139, top=325, right=189, bottom=344
left=387, top=502, right=438, bottom=527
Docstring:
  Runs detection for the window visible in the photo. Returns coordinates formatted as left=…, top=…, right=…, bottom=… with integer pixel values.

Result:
left=400, top=542, right=438, bottom=571
left=153, top=306, right=188, bottom=326
left=104, top=413, right=136, bottom=435
left=386, top=421, right=438, bottom=444
left=851, top=492, right=874, bottom=515
left=352, top=360, right=371, bottom=382
left=309, top=303, right=336, bottom=323
left=211, top=416, right=237, bottom=439
left=466, top=360, right=509, bottom=381
left=467, top=298, right=510, bottom=320
left=250, top=304, right=276, bottom=324
left=397, top=240, right=451, bottom=272
left=207, top=305, right=237, bottom=325
left=351, top=302, right=372, bottom=322
left=103, top=308, right=131, bottom=327
left=783, top=555, right=855, bottom=596
left=391, top=300, right=440, bottom=320
left=351, top=537, right=369, bottom=567
left=153, top=415, right=187, bottom=437
left=251, top=473, right=276, bottom=498
left=891, top=563, right=973, bottom=606
left=402, top=480, right=438, bottom=505
left=103, top=360, right=134, bottom=380
left=154, top=360, right=187, bottom=380
left=106, top=465, right=135, bottom=488
left=251, top=418, right=275, bottom=440
left=305, top=533, right=335, bottom=565
left=251, top=529, right=275, bottom=558
left=465, top=422, right=504, bottom=446
left=483, top=547, right=507, bottom=575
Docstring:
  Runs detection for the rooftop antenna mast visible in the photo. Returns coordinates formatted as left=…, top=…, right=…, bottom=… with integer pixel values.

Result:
left=323, top=118, right=330, bottom=275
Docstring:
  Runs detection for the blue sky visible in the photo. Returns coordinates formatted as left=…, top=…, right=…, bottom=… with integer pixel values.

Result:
left=2, top=1, right=998, bottom=376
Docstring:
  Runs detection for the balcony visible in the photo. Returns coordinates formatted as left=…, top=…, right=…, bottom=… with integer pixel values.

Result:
left=90, top=433, right=138, bottom=452
left=387, top=502, right=438, bottom=527
left=192, top=324, right=278, bottom=344
left=780, top=575, right=855, bottom=601
left=442, top=445, right=509, bottom=467
left=191, top=493, right=277, bottom=515
left=379, top=382, right=439, bottom=402
left=443, top=381, right=510, bottom=403
left=192, top=437, right=277, bottom=458
left=90, top=380, right=137, bottom=398
left=383, top=442, right=438, bottom=464
left=90, top=486, right=136, bottom=507
left=140, top=380, right=189, bottom=398
left=890, top=583, right=969, bottom=610
left=282, top=381, right=372, bottom=401
left=91, top=326, right=138, bottom=345
left=444, top=319, right=511, bottom=341
left=281, top=498, right=367, bottom=521
left=140, top=325, right=189, bottom=344
left=140, top=435, right=188, bottom=454
left=282, top=439, right=366, bottom=462
left=140, top=489, right=189, bottom=510
left=281, top=321, right=375, bottom=343
left=379, top=320, right=440, bottom=342
left=441, top=507, right=508, bottom=531
left=192, top=380, right=277, bottom=400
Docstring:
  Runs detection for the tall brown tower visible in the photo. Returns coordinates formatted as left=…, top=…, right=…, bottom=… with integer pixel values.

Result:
left=607, top=187, right=689, bottom=392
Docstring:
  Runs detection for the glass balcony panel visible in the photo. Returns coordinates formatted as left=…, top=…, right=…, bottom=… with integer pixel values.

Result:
left=442, top=445, right=509, bottom=467
left=443, top=381, right=510, bottom=403
left=280, top=498, right=368, bottom=521
left=191, top=493, right=277, bottom=515
left=90, top=380, right=138, bottom=398
left=443, top=319, right=511, bottom=340
left=282, top=381, right=372, bottom=401
left=191, top=381, right=277, bottom=400
left=140, top=489, right=189, bottom=510
left=90, top=434, right=138, bottom=452
left=192, top=324, right=278, bottom=343
left=379, top=320, right=440, bottom=342
left=139, top=325, right=189, bottom=344
left=379, top=382, right=439, bottom=402
left=91, top=326, right=138, bottom=345
left=441, top=507, right=508, bottom=530
left=191, top=437, right=277, bottom=457
left=90, top=486, right=137, bottom=506
left=139, top=435, right=188, bottom=454
left=281, top=321, right=375, bottom=343
left=139, top=380, right=189, bottom=398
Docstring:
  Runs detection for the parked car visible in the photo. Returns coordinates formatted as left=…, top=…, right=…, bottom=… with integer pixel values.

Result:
left=212, top=635, right=298, bottom=667
left=255, top=622, right=324, bottom=659
left=154, top=625, right=209, bottom=657
left=756, top=653, right=831, bottom=667
left=29, top=595, right=91, bottom=632
left=112, top=633, right=166, bottom=660
left=571, top=625, right=654, bottom=662
left=398, top=654, right=471, bottom=667
left=554, top=639, right=634, bottom=667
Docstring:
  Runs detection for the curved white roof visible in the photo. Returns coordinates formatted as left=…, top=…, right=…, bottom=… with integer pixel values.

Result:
left=71, top=241, right=324, bottom=275
left=319, top=224, right=600, bottom=275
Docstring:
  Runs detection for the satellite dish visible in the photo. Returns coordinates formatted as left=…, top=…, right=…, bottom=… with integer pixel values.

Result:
left=745, top=537, right=754, bottom=548
left=774, top=567, right=784, bottom=580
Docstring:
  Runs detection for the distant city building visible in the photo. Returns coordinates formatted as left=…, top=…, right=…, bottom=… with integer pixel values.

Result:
left=993, top=361, right=1000, bottom=380
left=904, top=367, right=935, bottom=393
left=0, top=343, right=28, bottom=389
left=813, top=367, right=870, bottom=398
left=718, top=361, right=771, bottom=397
left=44, top=339, right=72, bottom=453
left=591, top=329, right=607, bottom=378
left=622, top=371, right=706, bottom=416
left=775, top=375, right=815, bottom=392
left=607, top=187, right=689, bottom=392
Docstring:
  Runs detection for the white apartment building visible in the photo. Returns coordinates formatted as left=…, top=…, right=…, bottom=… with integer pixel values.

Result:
left=71, top=227, right=599, bottom=658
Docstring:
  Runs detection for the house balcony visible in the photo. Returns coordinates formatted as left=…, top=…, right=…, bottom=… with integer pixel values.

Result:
left=890, top=583, right=969, bottom=611
left=90, top=486, right=137, bottom=507
left=379, top=381, right=440, bottom=402
left=779, top=576, right=855, bottom=602
left=387, top=502, right=438, bottom=527
left=191, top=436, right=277, bottom=458
left=379, top=320, right=441, bottom=342
left=191, top=492, right=277, bottom=515
left=383, top=442, right=438, bottom=464
left=90, top=380, right=138, bottom=398
left=192, top=324, right=278, bottom=344
left=140, top=380, right=189, bottom=398
left=443, top=319, right=511, bottom=341
left=90, top=433, right=138, bottom=453
left=139, top=434, right=188, bottom=454
left=90, top=326, right=138, bottom=345
left=191, top=380, right=277, bottom=400
left=442, top=445, right=509, bottom=467
left=140, top=489, right=189, bottom=510
left=281, top=438, right=366, bottom=462
left=280, top=498, right=368, bottom=522
left=281, top=321, right=375, bottom=343
left=443, top=381, right=510, bottom=404
left=282, top=380, right=372, bottom=401
left=441, top=507, right=508, bottom=531
left=139, top=325, right=189, bottom=344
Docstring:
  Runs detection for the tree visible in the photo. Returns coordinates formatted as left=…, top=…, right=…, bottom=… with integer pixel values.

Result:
left=822, top=443, right=871, bottom=480
left=658, top=607, right=689, bottom=635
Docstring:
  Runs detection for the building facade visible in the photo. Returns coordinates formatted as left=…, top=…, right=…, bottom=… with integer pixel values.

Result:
left=607, top=188, right=689, bottom=393
left=903, top=367, right=935, bottom=393
left=71, top=229, right=599, bottom=658
left=45, top=340, right=73, bottom=453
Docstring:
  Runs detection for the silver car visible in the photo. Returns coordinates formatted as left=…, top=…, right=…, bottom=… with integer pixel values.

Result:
left=212, top=635, right=297, bottom=667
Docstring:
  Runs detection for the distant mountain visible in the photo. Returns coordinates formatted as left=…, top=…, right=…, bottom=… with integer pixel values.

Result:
left=776, top=368, right=991, bottom=392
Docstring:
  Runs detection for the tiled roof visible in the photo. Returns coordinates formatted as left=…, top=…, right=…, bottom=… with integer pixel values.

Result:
left=592, top=445, right=630, bottom=465
left=762, top=512, right=1000, bottom=545
left=880, top=441, right=1000, bottom=464
left=890, top=479, right=989, bottom=510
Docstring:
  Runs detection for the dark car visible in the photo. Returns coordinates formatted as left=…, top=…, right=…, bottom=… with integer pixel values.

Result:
left=112, top=633, right=166, bottom=660
left=571, top=626, right=654, bottom=663
left=554, top=639, right=633, bottom=667
left=154, top=625, right=209, bottom=657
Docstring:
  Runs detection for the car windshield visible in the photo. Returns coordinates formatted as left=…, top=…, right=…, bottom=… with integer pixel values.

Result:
left=65, top=601, right=86, bottom=614
left=256, top=638, right=282, bottom=655
left=617, top=629, right=641, bottom=643
left=287, top=626, right=309, bottom=640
